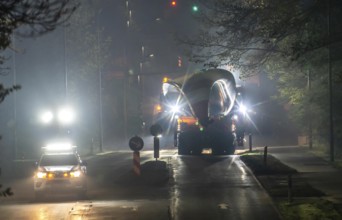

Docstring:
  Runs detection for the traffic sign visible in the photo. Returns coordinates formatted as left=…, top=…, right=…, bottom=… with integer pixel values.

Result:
left=129, top=136, right=144, bottom=152
left=150, top=124, right=163, bottom=137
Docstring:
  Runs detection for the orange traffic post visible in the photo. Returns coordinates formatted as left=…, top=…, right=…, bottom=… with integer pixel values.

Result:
left=133, top=151, right=141, bottom=176
left=128, top=136, right=144, bottom=176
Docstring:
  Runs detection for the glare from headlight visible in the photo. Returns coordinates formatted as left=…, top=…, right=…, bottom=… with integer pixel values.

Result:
left=58, top=107, right=75, bottom=125
left=37, top=172, right=47, bottom=179
left=170, top=105, right=180, bottom=113
left=41, top=111, right=54, bottom=124
left=44, top=142, right=75, bottom=152
left=70, top=170, right=81, bottom=178
left=239, top=104, right=247, bottom=115
left=233, top=115, right=238, bottom=120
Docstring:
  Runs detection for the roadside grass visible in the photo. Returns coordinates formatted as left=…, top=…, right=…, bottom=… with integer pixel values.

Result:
left=333, top=160, right=342, bottom=170
left=240, top=154, right=297, bottom=175
left=277, top=199, right=341, bottom=220
left=307, top=145, right=342, bottom=170
left=240, top=152, right=342, bottom=220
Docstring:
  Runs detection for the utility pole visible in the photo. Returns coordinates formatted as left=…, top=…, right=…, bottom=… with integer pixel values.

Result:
left=123, top=0, right=131, bottom=142
left=328, top=0, right=334, bottom=162
left=64, top=25, right=68, bottom=101
left=97, top=9, right=103, bottom=152
left=307, top=70, right=312, bottom=149
left=12, top=35, right=17, bottom=160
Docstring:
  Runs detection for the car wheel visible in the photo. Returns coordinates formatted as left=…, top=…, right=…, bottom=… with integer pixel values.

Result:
left=34, top=191, right=45, bottom=201
left=77, top=190, right=87, bottom=199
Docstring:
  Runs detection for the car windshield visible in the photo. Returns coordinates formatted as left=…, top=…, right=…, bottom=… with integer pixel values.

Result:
left=40, top=154, right=78, bottom=166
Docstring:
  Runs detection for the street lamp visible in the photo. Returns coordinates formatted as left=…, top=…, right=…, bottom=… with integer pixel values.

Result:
left=97, top=9, right=103, bottom=152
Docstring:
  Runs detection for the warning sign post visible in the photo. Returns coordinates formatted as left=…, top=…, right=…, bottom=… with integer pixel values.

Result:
left=128, top=136, right=144, bottom=176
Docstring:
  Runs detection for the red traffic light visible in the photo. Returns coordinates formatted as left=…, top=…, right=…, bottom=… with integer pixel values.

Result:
left=171, top=1, right=177, bottom=7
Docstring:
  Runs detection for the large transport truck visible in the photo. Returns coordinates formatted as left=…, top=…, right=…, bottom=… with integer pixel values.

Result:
left=154, top=69, right=245, bottom=155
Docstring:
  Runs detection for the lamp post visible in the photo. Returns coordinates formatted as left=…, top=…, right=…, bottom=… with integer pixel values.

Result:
left=63, top=24, right=68, bottom=101
left=12, top=34, right=17, bottom=160
left=307, top=70, right=312, bottom=149
left=97, top=9, right=103, bottom=152
left=328, top=0, right=334, bottom=162
left=122, top=0, right=131, bottom=142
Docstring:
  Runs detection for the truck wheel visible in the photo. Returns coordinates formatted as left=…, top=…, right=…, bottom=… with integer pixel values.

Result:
left=211, top=132, right=235, bottom=155
left=178, top=147, right=189, bottom=155
left=178, top=133, right=191, bottom=155
left=174, top=131, right=178, bottom=147
left=77, top=190, right=87, bottom=199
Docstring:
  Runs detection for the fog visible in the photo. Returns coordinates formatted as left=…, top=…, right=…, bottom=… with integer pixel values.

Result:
left=0, top=0, right=296, bottom=165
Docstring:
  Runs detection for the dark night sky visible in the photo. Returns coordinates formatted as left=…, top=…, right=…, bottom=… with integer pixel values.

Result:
left=0, top=0, right=198, bottom=158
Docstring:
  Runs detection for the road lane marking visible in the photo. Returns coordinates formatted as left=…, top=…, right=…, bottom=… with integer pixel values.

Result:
left=69, top=201, right=93, bottom=216
left=218, top=203, right=230, bottom=210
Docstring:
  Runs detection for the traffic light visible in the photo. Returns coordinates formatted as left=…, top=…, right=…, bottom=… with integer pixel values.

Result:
left=171, top=1, right=177, bottom=7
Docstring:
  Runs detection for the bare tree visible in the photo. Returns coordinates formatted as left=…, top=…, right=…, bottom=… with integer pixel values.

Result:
left=182, top=0, right=336, bottom=75
left=183, top=0, right=342, bottom=152
left=1, top=0, right=78, bottom=48
left=0, top=0, right=78, bottom=99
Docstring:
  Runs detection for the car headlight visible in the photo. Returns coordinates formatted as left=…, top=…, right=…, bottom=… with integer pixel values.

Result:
left=70, top=170, right=81, bottom=178
left=36, top=172, right=47, bottom=179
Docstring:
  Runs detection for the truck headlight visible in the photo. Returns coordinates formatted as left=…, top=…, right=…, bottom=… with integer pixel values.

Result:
left=171, top=105, right=180, bottom=113
left=239, top=104, right=247, bottom=115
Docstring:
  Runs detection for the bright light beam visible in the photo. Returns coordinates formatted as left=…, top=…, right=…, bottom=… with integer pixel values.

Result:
left=58, top=107, right=75, bottom=125
left=170, top=105, right=180, bottom=113
left=41, top=111, right=54, bottom=124
left=239, top=104, right=247, bottom=115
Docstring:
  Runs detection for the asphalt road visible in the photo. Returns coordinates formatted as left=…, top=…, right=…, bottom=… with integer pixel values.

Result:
left=169, top=154, right=280, bottom=220
left=0, top=149, right=280, bottom=219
